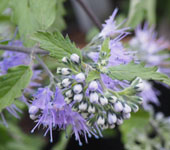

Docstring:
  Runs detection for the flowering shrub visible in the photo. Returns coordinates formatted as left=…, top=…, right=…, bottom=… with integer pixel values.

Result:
left=0, top=0, right=169, bottom=149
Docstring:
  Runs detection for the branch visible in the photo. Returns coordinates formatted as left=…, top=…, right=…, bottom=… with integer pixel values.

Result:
left=0, top=44, right=48, bottom=54
left=35, top=55, right=54, bottom=79
left=76, top=0, right=102, bottom=30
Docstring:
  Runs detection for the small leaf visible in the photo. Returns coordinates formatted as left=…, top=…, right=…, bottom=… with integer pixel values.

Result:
left=120, top=110, right=150, bottom=143
left=32, top=31, right=82, bottom=60
left=0, top=65, right=32, bottom=112
left=107, top=62, right=170, bottom=86
left=86, top=70, right=100, bottom=83
left=100, top=38, right=110, bottom=57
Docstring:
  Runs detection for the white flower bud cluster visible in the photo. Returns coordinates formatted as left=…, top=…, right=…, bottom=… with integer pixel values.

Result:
left=62, top=54, right=81, bottom=65
left=57, top=56, right=143, bottom=132
left=58, top=55, right=87, bottom=106
left=88, top=81, right=101, bottom=105
left=95, top=97, right=141, bottom=129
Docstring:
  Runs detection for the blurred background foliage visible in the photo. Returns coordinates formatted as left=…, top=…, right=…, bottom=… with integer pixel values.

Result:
left=0, top=0, right=169, bottom=150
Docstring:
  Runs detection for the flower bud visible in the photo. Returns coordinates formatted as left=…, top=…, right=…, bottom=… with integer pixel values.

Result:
left=117, top=118, right=123, bottom=125
left=109, top=124, right=115, bottom=129
left=123, top=113, right=131, bottom=119
left=64, top=97, right=72, bottom=104
left=79, top=102, right=87, bottom=111
left=137, top=97, right=143, bottom=104
left=70, top=54, right=80, bottom=64
left=131, top=77, right=143, bottom=86
left=99, top=96, right=108, bottom=105
left=73, top=84, right=83, bottom=94
left=56, top=67, right=62, bottom=74
left=89, top=81, right=98, bottom=91
left=97, top=116, right=105, bottom=125
left=109, top=95, right=117, bottom=104
left=135, top=82, right=144, bottom=92
left=75, top=73, right=85, bottom=82
left=62, top=78, right=72, bottom=87
left=57, top=83, right=63, bottom=89
left=132, top=104, right=139, bottom=112
left=101, top=51, right=107, bottom=57
left=101, top=60, right=108, bottom=66
left=101, top=124, right=109, bottom=129
left=90, top=92, right=99, bottom=103
left=61, top=68, right=71, bottom=75
left=29, top=114, right=37, bottom=120
left=114, top=101, right=123, bottom=112
left=62, top=57, right=69, bottom=63
left=65, top=90, right=73, bottom=98
left=73, top=93, right=83, bottom=102
left=108, top=113, right=117, bottom=124
left=88, top=105, right=95, bottom=113
left=123, top=104, right=131, bottom=113
left=131, top=77, right=144, bottom=92
left=29, top=105, right=39, bottom=114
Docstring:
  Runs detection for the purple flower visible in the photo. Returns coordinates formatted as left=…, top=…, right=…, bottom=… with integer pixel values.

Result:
left=99, top=8, right=130, bottom=38
left=0, top=104, right=22, bottom=126
left=0, top=41, right=30, bottom=74
left=129, top=23, right=170, bottom=108
left=139, top=81, right=160, bottom=110
left=130, top=23, right=170, bottom=76
left=29, top=87, right=93, bottom=145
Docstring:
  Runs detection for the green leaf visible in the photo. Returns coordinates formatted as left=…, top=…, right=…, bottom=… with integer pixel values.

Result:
left=106, top=62, right=170, bottom=86
left=32, top=31, right=82, bottom=60
left=86, top=70, right=100, bottom=83
left=48, top=0, right=66, bottom=32
left=29, top=0, right=57, bottom=29
left=10, top=0, right=65, bottom=46
left=120, top=110, right=150, bottom=143
left=0, top=65, right=32, bottom=112
left=100, top=38, right=110, bottom=58
left=10, top=0, right=39, bottom=46
left=0, top=122, right=45, bottom=150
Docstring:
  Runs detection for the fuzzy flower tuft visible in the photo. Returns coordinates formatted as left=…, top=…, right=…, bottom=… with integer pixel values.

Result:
left=99, top=8, right=130, bottom=38
left=29, top=87, right=93, bottom=145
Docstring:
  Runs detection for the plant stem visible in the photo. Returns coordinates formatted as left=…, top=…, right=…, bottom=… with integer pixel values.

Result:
left=76, top=0, right=102, bottom=30
left=0, top=44, right=48, bottom=54
left=99, top=78, right=107, bottom=92
left=35, top=55, right=54, bottom=79
left=35, top=55, right=59, bottom=86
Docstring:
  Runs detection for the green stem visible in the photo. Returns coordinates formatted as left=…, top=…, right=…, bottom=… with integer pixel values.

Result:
left=99, top=79, right=107, bottom=92
left=117, top=87, right=134, bottom=95
left=107, top=89, right=120, bottom=98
